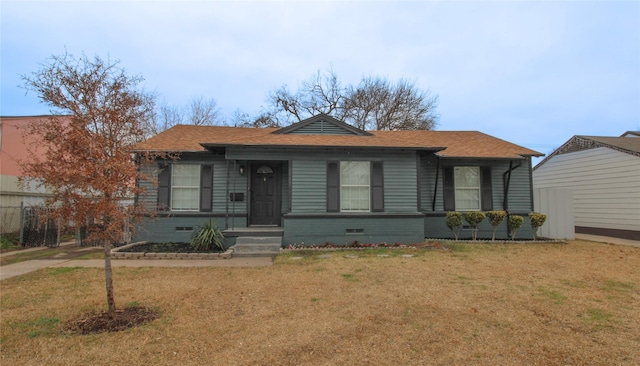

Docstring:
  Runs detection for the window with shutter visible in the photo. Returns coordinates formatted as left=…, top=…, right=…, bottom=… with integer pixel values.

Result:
left=340, top=161, right=370, bottom=212
left=443, top=166, right=493, bottom=211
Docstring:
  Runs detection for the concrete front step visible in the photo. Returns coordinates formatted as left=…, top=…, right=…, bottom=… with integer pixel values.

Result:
left=233, top=236, right=282, bottom=257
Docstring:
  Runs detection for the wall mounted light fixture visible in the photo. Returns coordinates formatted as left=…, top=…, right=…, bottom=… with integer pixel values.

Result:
left=239, top=165, right=245, bottom=175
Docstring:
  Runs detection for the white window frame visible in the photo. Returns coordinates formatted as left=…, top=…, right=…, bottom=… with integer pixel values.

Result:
left=454, top=166, right=481, bottom=211
left=171, top=164, right=200, bottom=211
left=340, top=161, right=370, bottom=212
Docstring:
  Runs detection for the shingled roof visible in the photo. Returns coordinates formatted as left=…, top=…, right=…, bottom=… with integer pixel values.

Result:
left=534, top=132, right=640, bottom=169
left=134, top=124, right=542, bottom=159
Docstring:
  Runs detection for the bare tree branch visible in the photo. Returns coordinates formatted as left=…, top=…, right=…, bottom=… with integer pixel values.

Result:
left=265, top=69, right=439, bottom=130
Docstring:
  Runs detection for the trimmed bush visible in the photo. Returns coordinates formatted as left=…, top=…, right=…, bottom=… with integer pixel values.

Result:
left=508, top=215, right=524, bottom=240
left=485, top=210, right=507, bottom=241
left=529, top=212, right=547, bottom=240
left=446, top=212, right=463, bottom=240
left=463, top=211, right=486, bottom=240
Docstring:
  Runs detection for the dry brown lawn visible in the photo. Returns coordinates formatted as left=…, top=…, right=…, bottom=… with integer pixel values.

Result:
left=1, top=240, right=638, bottom=365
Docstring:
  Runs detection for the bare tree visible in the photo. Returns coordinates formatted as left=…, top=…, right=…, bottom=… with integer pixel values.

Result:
left=344, top=77, right=439, bottom=130
left=156, top=103, right=184, bottom=132
left=265, top=69, right=438, bottom=130
left=187, top=96, right=222, bottom=126
left=231, top=108, right=280, bottom=128
left=268, top=68, right=345, bottom=125
left=19, top=52, right=164, bottom=319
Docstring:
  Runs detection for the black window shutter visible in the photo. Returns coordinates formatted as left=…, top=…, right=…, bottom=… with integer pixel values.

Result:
left=200, top=165, right=213, bottom=212
left=481, top=166, right=493, bottom=211
left=443, top=167, right=455, bottom=211
left=371, top=161, right=384, bottom=212
left=327, top=161, right=340, bottom=212
left=157, top=164, right=171, bottom=211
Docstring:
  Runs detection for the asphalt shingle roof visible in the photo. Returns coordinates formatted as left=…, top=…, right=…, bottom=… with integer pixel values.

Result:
left=134, top=124, right=542, bottom=159
left=579, top=135, right=640, bottom=154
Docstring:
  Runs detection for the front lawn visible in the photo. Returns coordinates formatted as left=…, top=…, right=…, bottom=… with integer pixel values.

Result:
left=1, top=240, right=638, bottom=365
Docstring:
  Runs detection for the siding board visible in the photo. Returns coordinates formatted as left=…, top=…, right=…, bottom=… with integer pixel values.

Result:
left=533, top=147, right=640, bottom=233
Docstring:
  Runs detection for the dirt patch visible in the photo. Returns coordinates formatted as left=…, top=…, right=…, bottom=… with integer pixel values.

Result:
left=64, top=306, right=160, bottom=335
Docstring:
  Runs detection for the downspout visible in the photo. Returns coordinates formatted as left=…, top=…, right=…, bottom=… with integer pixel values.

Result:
left=225, top=159, right=229, bottom=230
left=503, top=160, right=523, bottom=210
left=503, top=160, right=522, bottom=235
left=431, top=156, right=441, bottom=211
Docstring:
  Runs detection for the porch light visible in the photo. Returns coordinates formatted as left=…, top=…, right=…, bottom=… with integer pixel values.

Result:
left=239, top=165, right=245, bottom=175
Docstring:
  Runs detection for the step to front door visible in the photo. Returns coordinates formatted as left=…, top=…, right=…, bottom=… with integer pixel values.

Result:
left=232, top=236, right=282, bottom=257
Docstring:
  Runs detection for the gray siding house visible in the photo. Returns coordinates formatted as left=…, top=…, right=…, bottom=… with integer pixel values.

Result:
left=533, top=132, right=640, bottom=240
left=134, top=114, right=542, bottom=246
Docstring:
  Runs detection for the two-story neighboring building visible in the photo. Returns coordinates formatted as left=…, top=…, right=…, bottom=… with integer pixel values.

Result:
left=0, top=116, right=58, bottom=233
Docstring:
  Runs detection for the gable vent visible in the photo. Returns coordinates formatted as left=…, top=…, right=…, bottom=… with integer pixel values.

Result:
left=289, top=120, right=357, bottom=135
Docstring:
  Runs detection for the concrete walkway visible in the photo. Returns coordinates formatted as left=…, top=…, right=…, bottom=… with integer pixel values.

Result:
left=0, top=257, right=273, bottom=281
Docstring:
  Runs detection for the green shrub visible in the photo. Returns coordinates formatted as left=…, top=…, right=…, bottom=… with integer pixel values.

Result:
left=529, top=212, right=547, bottom=239
left=485, top=210, right=507, bottom=241
left=446, top=212, right=463, bottom=240
left=0, top=234, right=21, bottom=251
left=508, top=215, right=524, bottom=240
left=191, top=221, right=225, bottom=251
left=463, top=211, right=485, bottom=240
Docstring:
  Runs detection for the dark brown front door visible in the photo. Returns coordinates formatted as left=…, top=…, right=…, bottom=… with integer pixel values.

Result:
left=249, top=163, right=281, bottom=226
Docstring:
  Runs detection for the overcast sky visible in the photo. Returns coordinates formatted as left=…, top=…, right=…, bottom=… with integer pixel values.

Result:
left=2, top=1, right=639, bottom=162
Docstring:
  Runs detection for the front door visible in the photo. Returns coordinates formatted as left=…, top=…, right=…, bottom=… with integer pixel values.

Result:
left=249, top=163, right=281, bottom=226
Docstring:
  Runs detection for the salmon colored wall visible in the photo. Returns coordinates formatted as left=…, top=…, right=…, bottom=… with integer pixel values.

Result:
left=0, top=116, right=52, bottom=177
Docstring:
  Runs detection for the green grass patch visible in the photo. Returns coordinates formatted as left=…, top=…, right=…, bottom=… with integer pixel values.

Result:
left=538, top=287, right=567, bottom=304
left=10, top=316, right=61, bottom=338
left=341, top=273, right=358, bottom=282
left=584, top=308, right=612, bottom=322
left=47, top=267, right=83, bottom=276
left=74, top=252, right=104, bottom=260
left=0, top=234, right=21, bottom=251
left=601, top=280, right=635, bottom=293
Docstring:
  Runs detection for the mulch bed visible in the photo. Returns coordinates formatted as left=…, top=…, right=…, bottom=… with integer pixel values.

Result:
left=117, top=242, right=223, bottom=253
left=64, top=306, right=160, bottom=334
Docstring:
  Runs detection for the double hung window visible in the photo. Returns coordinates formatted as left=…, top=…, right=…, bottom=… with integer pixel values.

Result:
left=443, top=166, right=493, bottom=212
left=454, top=166, right=481, bottom=211
left=157, top=163, right=213, bottom=212
left=340, top=161, right=370, bottom=212
left=327, top=161, right=383, bottom=213
left=171, top=164, right=200, bottom=211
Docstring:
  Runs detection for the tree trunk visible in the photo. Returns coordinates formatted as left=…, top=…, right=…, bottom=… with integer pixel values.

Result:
left=104, top=240, right=116, bottom=319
